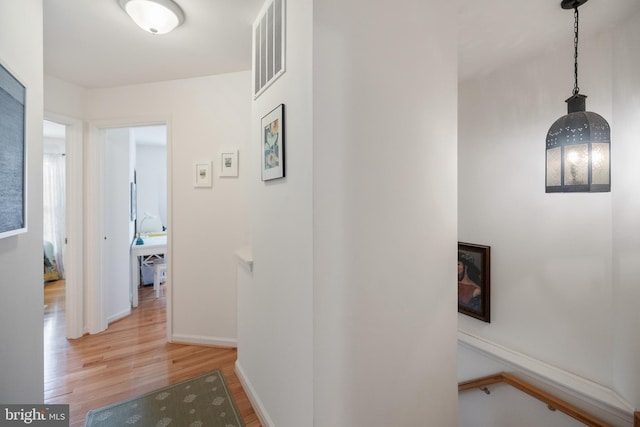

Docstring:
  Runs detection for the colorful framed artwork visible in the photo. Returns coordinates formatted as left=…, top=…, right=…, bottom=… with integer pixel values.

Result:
left=261, top=104, right=285, bottom=181
left=0, top=62, right=27, bottom=239
left=458, top=242, right=491, bottom=322
left=194, top=161, right=212, bottom=187
left=220, top=149, right=238, bottom=177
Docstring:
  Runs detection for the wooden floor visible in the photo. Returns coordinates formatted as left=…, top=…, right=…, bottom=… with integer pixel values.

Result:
left=44, top=280, right=261, bottom=427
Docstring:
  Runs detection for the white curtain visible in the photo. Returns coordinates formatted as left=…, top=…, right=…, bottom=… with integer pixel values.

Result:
left=43, top=153, right=66, bottom=278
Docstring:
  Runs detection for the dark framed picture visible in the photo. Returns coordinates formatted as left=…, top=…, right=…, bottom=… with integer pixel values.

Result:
left=261, top=104, right=285, bottom=181
left=458, top=242, right=491, bottom=322
left=0, top=62, right=27, bottom=239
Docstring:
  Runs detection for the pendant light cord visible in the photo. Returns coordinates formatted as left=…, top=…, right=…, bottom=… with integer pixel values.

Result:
left=573, top=6, right=580, bottom=96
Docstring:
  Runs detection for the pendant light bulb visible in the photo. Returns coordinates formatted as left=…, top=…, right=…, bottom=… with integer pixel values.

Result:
left=545, top=0, right=610, bottom=193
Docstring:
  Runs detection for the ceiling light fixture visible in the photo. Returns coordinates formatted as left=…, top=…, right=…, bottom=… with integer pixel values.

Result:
left=545, top=0, right=610, bottom=193
left=118, top=0, right=185, bottom=35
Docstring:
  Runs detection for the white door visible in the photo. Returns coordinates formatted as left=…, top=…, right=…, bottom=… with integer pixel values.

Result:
left=43, top=115, right=84, bottom=339
left=103, top=128, right=134, bottom=323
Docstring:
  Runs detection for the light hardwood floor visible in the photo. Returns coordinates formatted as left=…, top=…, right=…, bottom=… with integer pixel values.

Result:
left=44, top=280, right=261, bottom=427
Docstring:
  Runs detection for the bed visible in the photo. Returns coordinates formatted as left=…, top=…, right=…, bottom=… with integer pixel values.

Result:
left=44, top=240, right=60, bottom=282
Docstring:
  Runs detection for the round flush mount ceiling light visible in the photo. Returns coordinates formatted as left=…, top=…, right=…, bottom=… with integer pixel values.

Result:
left=118, top=0, right=185, bottom=35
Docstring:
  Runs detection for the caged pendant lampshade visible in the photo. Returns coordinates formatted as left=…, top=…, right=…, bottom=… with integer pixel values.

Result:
left=545, top=0, right=611, bottom=193
left=118, top=0, right=185, bottom=35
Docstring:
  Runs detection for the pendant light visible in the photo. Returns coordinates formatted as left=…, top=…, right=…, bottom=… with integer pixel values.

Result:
left=545, top=0, right=610, bottom=193
left=118, top=0, right=185, bottom=35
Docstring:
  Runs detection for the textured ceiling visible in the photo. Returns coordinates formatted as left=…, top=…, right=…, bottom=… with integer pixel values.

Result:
left=43, top=0, right=640, bottom=89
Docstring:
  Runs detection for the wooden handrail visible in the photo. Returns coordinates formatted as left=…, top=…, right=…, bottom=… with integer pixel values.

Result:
left=459, top=372, right=613, bottom=427
left=635, top=411, right=639, bottom=427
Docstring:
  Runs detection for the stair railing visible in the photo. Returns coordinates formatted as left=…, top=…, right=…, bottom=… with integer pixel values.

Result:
left=459, top=372, right=626, bottom=427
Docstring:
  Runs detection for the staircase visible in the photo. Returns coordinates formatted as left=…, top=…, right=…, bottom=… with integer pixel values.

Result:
left=459, top=372, right=639, bottom=427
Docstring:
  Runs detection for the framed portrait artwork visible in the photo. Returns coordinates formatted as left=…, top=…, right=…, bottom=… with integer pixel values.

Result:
left=0, top=62, right=27, bottom=239
left=458, top=242, right=491, bottom=322
left=261, top=104, right=285, bottom=181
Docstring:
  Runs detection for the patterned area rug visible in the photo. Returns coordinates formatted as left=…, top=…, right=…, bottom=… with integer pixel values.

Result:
left=84, top=370, right=245, bottom=427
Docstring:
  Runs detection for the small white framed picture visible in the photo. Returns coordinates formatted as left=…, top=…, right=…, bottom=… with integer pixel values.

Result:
left=194, top=161, right=212, bottom=187
left=220, top=149, right=239, bottom=177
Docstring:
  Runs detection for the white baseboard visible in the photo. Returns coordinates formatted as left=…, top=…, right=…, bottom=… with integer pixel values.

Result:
left=459, top=330, right=635, bottom=425
left=235, top=361, right=275, bottom=427
left=107, top=308, right=131, bottom=324
left=170, top=333, right=237, bottom=348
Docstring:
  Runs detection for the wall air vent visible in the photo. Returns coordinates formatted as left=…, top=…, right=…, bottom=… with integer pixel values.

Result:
left=252, top=0, right=286, bottom=99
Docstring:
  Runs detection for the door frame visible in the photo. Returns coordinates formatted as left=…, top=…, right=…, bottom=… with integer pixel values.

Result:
left=86, top=116, right=173, bottom=340
left=44, top=112, right=84, bottom=339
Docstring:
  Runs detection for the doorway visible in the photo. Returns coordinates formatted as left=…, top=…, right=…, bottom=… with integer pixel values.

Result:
left=103, top=125, right=167, bottom=323
left=43, top=120, right=66, bottom=282
left=42, top=115, right=83, bottom=340
left=43, top=120, right=66, bottom=356
left=85, top=120, right=170, bottom=338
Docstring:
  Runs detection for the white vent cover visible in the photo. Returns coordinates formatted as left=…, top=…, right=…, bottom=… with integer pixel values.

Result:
left=252, top=0, right=286, bottom=99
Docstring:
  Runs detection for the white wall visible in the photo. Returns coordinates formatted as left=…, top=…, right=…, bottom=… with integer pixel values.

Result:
left=238, top=0, right=458, bottom=426
left=458, top=5, right=640, bottom=418
left=136, top=143, right=167, bottom=230
left=44, top=72, right=249, bottom=343
left=0, top=0, right=44, bottom=403
left=313, top=1, right=458, bottom=425
left=459, top=29, right=613, bottom=385
left=85, top=72, right=251, bottom=345
left=611, top=10, right=640, bottom=409
left=237, top=1, right=314, bottom=425
left=44, top=75, right=85, bottom=119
